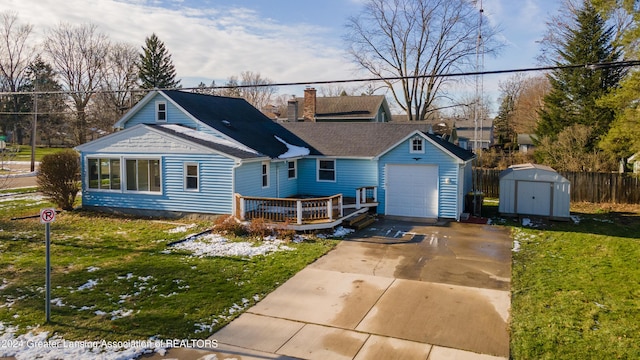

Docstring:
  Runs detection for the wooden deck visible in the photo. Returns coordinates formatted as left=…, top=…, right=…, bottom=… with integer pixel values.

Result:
left=235, top=187, right=378, bottom=230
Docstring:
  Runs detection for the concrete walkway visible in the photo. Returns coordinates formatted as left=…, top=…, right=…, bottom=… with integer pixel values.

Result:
left=154, top=218, right=512, bottom=360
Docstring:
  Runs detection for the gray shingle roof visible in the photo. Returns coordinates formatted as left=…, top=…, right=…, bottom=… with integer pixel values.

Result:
left=281, top=122, right=475, bottom=161
left=285, top=95, right=386, bottom=121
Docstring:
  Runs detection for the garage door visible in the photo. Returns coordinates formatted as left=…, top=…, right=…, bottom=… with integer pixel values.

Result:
left=386, top=165, right=438, bottom=218
left=516, top=181, right=552, bottom=216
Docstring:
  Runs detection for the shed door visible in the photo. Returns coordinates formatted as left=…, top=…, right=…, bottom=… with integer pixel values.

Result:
left=386, top=165, right=438, bottom=218
left=516, top=181, right=552, bottom=216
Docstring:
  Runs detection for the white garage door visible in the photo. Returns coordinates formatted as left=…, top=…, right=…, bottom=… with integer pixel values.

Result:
left=386, top=165, right=438, bottom=218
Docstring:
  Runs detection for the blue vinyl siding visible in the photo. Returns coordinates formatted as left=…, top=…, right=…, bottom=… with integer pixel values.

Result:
left=297, top=158, right=377, bottom=198
left=378, top=136, right=462, bottom=219
left=123, top=94, right=197, bottom=128
left=235, top=161, right=298, bottom=198
left=81, top=153, right=235, bottom=214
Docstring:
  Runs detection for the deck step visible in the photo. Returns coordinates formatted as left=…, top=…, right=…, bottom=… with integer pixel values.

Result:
left=344, top=212, right=369, bottom=227
left=346, top=214, right=376, bottom=231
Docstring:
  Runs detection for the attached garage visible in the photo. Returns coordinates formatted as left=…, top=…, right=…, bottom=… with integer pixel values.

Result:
left=385, top=164, right=439, bottom=218
left=499, top=163, right=570, bottom=220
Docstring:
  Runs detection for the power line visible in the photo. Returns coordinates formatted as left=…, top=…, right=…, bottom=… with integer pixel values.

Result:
left=0, top=60, right=639, bottom=96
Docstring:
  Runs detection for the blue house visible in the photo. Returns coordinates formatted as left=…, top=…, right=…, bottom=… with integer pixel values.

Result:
left=75, top=90, right=475, bottom=229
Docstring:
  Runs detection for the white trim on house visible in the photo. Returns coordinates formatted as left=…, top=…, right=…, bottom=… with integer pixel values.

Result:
left=261, top=161, right=270, bottom=188
left=156, top=101, right=167, bottom=122
left=317, top=158, right=336, bottom=182
left=410, top=136, right=425, bottom=154
left=375, top=130, right=469, bottom=164
left=85, top=155, right=163, bottom=195
left=184, top=162, right=200, bottom=191
left=287, top=159, right=297, bottom=180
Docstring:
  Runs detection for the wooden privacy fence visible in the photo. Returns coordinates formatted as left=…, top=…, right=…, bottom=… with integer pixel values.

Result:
left=477, top=169, right=640, bottom=204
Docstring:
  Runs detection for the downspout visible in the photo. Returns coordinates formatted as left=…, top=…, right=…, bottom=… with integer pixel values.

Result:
left=232, top=160, right=242, bottom=216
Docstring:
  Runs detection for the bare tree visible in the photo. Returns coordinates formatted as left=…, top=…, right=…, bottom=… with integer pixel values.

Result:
left=90, top=42, right=139, bottom=135
left=44, top=23, right=109, bottom=145
left=345, top=0, right=499, bottom=120
left=512, top=75, right=550, bottom=134
left=0, top=12, right=35, bottom=143
left=239, top=71, right=277, bottom=110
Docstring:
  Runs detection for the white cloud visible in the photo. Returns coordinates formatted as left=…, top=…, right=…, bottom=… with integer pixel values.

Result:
left=6, top=0, right=354, bottom=88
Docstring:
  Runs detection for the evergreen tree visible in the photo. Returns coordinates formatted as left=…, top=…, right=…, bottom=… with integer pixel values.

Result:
left=493, top=94, right=517, bottom=148
left=138, top=33, right=181, bottom=89
left=536, top=1, right=623, bottom=149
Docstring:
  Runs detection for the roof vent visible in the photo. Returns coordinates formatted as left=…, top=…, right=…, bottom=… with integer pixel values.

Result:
left=222, top=120, right=231, bottom=127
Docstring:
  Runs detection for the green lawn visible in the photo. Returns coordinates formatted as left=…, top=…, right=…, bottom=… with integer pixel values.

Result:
left=498, top=202, right=640, bottom=359
left=3, top=146, right=69, bottom=162
left=0, top=195, right=337, bottom=341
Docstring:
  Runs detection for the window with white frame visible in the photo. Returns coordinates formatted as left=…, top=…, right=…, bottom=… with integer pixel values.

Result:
left=125, top=159, right=161, bottom=192
left=410, top=136, right=424, bottom=153
left=262, top=161, right=269, bottom=187
left=318, top=159, right=336, bottom=182
left=287, top=160, right=297, bottom=179
left=88, top=158, right=121, bottom=190
left=156, top=101, right=167, bottom=122
left=185, top=163, right=199, bottom=191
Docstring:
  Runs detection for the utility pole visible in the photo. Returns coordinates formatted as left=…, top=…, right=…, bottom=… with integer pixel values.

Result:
left=31, top=77, right=38, bottom=172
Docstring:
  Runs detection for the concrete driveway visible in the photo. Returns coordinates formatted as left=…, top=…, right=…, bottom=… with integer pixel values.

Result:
left=153, top=218, right=512, bottom=360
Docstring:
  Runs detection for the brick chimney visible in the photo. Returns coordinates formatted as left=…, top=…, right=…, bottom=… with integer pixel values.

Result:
left=287, top=97, right=298, bottom=122
left=303, top=87, right=316, bottom=122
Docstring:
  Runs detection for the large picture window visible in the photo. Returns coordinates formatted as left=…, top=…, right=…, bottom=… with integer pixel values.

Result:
left=318, top=159, right=336, bottom=182
left=125, top=159, right=161, bottom=192
left=88, top=158, right=121, bottom=190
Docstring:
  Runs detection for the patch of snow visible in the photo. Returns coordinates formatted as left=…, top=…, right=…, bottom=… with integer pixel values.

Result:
left=86, top=266, right=100, bottom=273
left=50, top=298, right=65, bottom=307
left=570, top=215, right=581, bottom=224
left=77, top=279, right=98, bottom=291
left=167, top=223, right=197, bottom=233
left=0, top=324, right=165, bottom=359
left=521, top=218, right=535, bottom=227
left=78, top=305, right=94, bottom=311
left=316, top=226, right=354, bottom=239
left=274, top=136, right=310, bottom=159
left=94, top=310, right=107, bottom=316
left=170, top=233, right=294, bottom=258
left=161, top=124, right=258, bottom=155
left=512, top=240, right=521, bottom=252
left=0, top=279, right=7, bottom=290
left=109, top=309, right=133, bottom=320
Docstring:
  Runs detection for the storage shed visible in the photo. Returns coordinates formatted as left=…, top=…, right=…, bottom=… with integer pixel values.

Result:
left=499, top=163, right=570, bottom=220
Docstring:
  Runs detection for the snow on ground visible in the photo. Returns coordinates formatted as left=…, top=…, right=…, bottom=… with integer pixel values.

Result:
left=316, top=226, right=354, bottom=239
left=512, top=240, right=521, bottom=252
left=0, top=323, right=166, bottom=360
left=170, top=233, right=294, bottom=258
left=166, top=223, right=197, bottom=234
left=570, top=215, right=581, bottom=224
left=77, top=279, right=98, bottom=291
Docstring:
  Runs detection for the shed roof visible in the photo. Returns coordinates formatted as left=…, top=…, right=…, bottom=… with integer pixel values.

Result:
left=499, top=163, right=569, bottom=183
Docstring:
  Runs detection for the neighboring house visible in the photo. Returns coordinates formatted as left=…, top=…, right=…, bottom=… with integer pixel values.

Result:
left=280, top=87, right=392, bottom=123
left=517, top=134, right=536, bottom=153
left=454, top=121, right=494, bottom=151
left=628, top=152, right=640, bottom=174
left=75, top=90, right=475, bottom=228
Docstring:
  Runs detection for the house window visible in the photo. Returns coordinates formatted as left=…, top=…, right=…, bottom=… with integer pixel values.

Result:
left=156, top=101, right=167, bottom=122
left=318, top=159, right=336, bottom=182
left=125, top=159, right=161, bottom=192
left=410, top=136, right=424, bottom=153
left=185, top=163, right=199, bottom=191
left=262, top=162, right=269, bottom=188
left=287, top=160, right=297, bottom=179
left=88, top=158, right=121, bottom=190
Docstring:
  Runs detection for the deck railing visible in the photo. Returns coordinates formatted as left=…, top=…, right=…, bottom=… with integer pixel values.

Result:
left=235, top=194, right=343, bottom=225
left=355, top=186, right=377, bottom=209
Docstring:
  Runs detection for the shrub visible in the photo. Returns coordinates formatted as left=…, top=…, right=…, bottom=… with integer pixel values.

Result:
left=213, top=215, right=247, bottom=237
left=247, top=218, right=273, bottom=239
left=37, top=149, right=80, bottom=211
left=275, top=220, right=297, bottom=242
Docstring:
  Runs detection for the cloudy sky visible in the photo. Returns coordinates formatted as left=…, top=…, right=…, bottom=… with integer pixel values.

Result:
left=5, top=0, right=561, bottom=113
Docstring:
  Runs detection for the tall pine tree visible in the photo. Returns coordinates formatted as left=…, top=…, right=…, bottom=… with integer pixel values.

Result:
left=138, top=33, right=181, bottom=89
left=536, top=1, right=623, bottom=149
